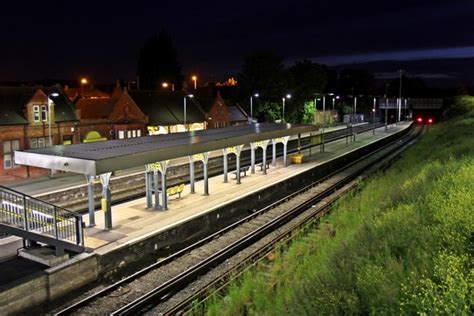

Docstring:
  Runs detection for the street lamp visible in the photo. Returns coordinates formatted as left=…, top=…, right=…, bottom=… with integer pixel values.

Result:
left=183, top=94, right=194, bottom=129
left=385, top=83, right=389, bottom=132
left=80, top=78, right=88, bottom=97
left=372, top=97, right=376, bottom=135
left=250, top=93, right=259, bottom=122
left=192, top=75, right=197, bottom=90
left=162, top=82, right=175, bottom=91
left=282, top=94, right=291, bottom=122
left=47, top=92, right=59, bottom=147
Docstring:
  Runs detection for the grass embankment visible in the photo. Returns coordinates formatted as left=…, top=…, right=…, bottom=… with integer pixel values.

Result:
left=202, top=111, right=474, bottom=315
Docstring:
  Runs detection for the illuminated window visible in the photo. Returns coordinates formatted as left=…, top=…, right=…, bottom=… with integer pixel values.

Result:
left=137, top=129, right=141, bottom=137
left=132, top=130, right=137, bottom=138
left=3, top=140, right=20, bottom=169
left=127, top=130, right=131, bottom=138
left=32, top=105, right=40, bottom=122
left=41, top=105, right=48, bottom=122
left=118, top=130, right=125, bottom=139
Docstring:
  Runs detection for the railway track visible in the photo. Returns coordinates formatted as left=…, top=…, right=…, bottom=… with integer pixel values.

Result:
left=54, top=123, right=419, bottom=316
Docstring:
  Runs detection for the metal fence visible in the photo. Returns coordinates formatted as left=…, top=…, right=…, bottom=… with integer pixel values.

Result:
left=0, top=186, right=84, bottom=247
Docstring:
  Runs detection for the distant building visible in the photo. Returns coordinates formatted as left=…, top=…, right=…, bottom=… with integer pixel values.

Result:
left=127, top=90, right=207, bottom=134
left=194, top=88, right=248, bottom=128
left=0, top=85, right=78, bottom=181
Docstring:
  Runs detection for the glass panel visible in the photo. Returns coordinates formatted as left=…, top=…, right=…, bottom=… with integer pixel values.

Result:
left=4, top=154, right=12, bottom=169
left=132, top=130, right=136, bottom=138
left=3, top=141, right=11, bottom=154
left=38, top=138, right=45, bottom=148
left=31, top=138, right=38, bottom=149
left=127, top=130, right=131, bottom=138
left=12, top=140, right=19, bottom=151
left=41, top=106, right=48, bottom=122
left=118, top=130, right=124, bottom=139
left=137, top=130, right=141, bottom=137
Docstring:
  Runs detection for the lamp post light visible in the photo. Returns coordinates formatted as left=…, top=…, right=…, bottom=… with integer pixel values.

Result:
left=250, top=93, right=259, bottom=122
left=282, top=94, right=291, bottom=122
left=372, top=97, right=376, bottom=135
left=385, top=83, right=389, bottom=132
left=47, top=92, right=59, bottom=147
left=183, top=94, right=194, bottom=129
left=192, top=75, right=197, bottom=90
left=80, top=78, right=88, bottom=97
left=162, top=82, right=175, bottom=91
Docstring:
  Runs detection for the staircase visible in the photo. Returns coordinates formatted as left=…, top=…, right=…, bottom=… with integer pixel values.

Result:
left=0, top=186, right=85, bottom=255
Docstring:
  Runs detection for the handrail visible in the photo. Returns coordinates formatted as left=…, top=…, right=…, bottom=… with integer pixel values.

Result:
left=0, top=186, right=84, bottom=251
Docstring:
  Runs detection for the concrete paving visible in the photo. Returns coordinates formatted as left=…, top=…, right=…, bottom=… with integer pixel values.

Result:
left=83, top=123, right=409, bottom=256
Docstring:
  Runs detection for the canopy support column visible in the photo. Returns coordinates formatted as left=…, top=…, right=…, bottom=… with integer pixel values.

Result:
left=260, top=140, right=270, bottom=175
left=272, top=140, right=277, bottom=166
left=144, top=166, right=153, bottom=208
left=250, top=143, right=256, bottom=174
left=282, top=136, right=290, bottom=167
left=100, top=172, right=112, bottom=230
left=86, top=175, right=96, bottom=227
left=153, top=170, right=160, bottom=209
left=203, top=152, right=210, bottom=195
left=160, top=161, right=169, bottom=210
left=234, top=145, right=243, bottom=184
left=188, top=156, right=195, bottom=194
left=222, top=149, right=228, bottom=183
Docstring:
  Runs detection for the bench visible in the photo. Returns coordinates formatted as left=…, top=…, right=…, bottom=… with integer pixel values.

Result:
left=259, top=160, right=271, bottom=171
left=166, top=184, right=185, bottom=198
left=232, top=166, right=250, bottom=179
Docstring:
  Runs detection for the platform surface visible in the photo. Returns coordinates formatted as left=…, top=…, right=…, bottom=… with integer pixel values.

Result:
left=83, top=123, right=410, bottom=255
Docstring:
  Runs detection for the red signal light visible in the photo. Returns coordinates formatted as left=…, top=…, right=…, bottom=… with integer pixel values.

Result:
left=416, top=117, right=423, bottom=123
left=428, top=118, right=433, bottom=124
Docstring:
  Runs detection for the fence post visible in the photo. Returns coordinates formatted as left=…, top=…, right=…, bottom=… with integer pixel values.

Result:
left=22, top=195, right=28, bottom=231
left=53, top=206, right=59, bottom=239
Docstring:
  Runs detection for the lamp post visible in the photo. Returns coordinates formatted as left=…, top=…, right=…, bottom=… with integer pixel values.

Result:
left=80, top=78, right=87, bottom=97
left=184, top=94, right=194, bottom=130
left=192, top=75, right=197, bottom=90
left=398, top=69, right=403, bottom=123
left=282, top=94, right=291, bottom=122
left=47, top=92, right=59, bottom=147
left=162, top=82, right=175, bottom=91
left=385, top=83, right=389, bottom=132
left=372, top=97, right=376, bottom=135
left=250, top=93, right=259, bottom=122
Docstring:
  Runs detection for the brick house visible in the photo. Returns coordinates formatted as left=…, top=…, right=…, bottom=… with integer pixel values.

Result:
left=75, top=83, right=147, bottom=141
left=194, top=89, right=248, bottom=128
left=0, top=85, right=78, bottom=182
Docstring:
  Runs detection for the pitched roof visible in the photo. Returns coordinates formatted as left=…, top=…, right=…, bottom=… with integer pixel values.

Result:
left=0, top=87, right=35, bottom=125
left=64, top=86, right=110, bottom=100
left=43, top=85, right=79, bottom=122
left=128, top=90, right=205, bottom=125
left=76, top=98, right=114, bottom=119
left=228, top=105, right=248, bottom=122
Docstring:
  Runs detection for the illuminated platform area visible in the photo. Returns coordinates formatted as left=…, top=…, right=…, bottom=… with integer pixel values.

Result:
left=83, top=123, right=411, bottom=256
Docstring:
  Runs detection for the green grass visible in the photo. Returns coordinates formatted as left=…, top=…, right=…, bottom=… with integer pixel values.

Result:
left=198, top=111, right=474, bottom=315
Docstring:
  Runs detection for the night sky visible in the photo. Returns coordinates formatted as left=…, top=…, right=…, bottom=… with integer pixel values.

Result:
left=1, top=0, right=473, bottom=84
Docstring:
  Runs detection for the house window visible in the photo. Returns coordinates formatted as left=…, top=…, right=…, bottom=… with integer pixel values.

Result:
left=137, top=129, right=141, bottom=137
left=132, top=130, right=137, bottom=138
left=41, top=105, right=48, bottom=122
left=33, top=105, right=40, bottom=122
left=3, top=140, right=20, bottom=169
left=118, top=130, right=125, bottom=139
left=127, top=130, right=131, bottom=138
left=31, top=137, right=48, bottom=149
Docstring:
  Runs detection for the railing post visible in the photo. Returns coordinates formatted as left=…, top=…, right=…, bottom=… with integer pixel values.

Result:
left=53, top=206, right=59, bottom=240
left=22, top=195, right=28, bottom=231
left=75, top=216, right=83, bottom=245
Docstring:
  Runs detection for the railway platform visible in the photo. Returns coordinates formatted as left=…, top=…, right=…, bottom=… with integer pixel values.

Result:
left=83, top=123, right=410, bottom=256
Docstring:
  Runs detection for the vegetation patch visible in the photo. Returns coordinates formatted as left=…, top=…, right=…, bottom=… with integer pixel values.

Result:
left=200, top=112, right=474, bottom=315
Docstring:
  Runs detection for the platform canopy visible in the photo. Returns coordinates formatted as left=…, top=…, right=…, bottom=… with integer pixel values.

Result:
left=15, top=123, right=318, bottom=176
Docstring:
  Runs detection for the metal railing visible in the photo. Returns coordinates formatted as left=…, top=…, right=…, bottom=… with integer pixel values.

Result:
left=0, top=186, right=84, bottom=249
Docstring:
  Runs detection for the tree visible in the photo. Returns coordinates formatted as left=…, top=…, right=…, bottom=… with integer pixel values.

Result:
left=137, top=29, right=184, bottom=90
left=287, top=60, right=328, bottom=122
left=237, top=53, right=288, bottom=122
